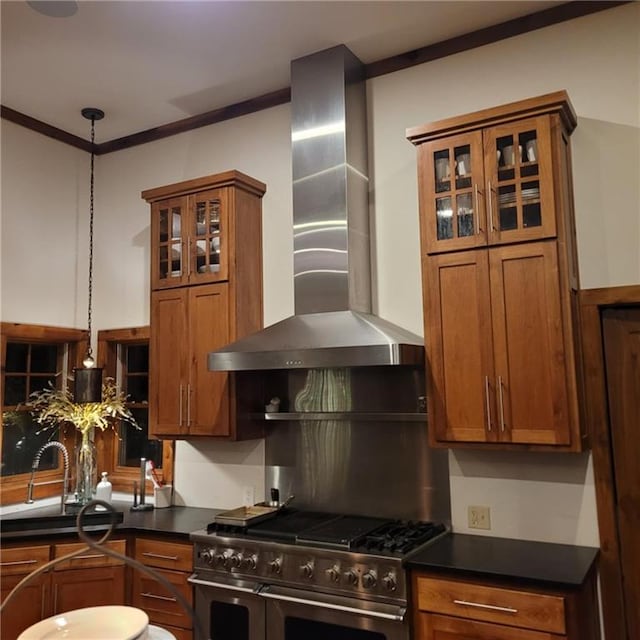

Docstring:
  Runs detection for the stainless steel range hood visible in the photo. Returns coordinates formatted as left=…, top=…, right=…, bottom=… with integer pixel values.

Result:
left=208, top=45, right=424, bottom=371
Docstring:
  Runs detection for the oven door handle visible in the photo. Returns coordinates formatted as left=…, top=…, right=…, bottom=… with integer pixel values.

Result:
left=258, top=584, right=406, bottom=622
left=188, top=573, right=260, bottom=594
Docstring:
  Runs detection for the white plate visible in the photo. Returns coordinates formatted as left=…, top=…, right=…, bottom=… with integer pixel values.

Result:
left=18, top=605, right=149, bottom=640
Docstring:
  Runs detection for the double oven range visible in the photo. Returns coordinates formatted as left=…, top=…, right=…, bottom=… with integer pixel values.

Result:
left=189, top=510, right=446, bottom=640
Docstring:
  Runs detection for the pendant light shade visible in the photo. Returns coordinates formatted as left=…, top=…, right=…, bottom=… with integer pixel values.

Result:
left=74, top=107, right=104, bottom=403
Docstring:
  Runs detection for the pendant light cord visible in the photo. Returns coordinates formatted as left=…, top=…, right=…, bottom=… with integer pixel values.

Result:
left=86, top=115, right=96, bottom=362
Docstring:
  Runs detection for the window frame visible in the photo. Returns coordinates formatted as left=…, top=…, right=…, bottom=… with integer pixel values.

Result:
left=96, top=326, right=173, bottom=492
left=0, top=322, right=88, bottom=506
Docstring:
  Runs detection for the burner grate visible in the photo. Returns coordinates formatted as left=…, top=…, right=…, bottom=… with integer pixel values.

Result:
left=352, top=521, right=446, bottom=555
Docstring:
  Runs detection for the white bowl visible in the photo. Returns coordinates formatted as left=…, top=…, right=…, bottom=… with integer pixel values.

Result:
left=18, top=605, right=149, bottom=640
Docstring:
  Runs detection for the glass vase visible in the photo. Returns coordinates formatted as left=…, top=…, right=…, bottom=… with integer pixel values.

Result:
left=74, top=429, right=97, bottom=505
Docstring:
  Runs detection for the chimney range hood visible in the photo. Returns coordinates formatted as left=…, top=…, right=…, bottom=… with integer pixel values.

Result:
left=208, top=45, right=424, bottom=372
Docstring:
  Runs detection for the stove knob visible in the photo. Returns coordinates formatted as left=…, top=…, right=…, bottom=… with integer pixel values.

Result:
left=300, top=562, right=314, bottom=579
left=362, top=571, right=377, bottom=589
left=228, top=553, right=242, bottom=568
left=382, top=573, right=397, bottom=592
left=326, top=566, right=340, bottom=583
left=269, top=558, right=282, bottom=575
left=200, top=549, right=215, bottom=565
left=241, top=554, right=258, bottom=571
left=214, top=553, right=228, bottom=567
left=344, top=570, right=358, bottom=586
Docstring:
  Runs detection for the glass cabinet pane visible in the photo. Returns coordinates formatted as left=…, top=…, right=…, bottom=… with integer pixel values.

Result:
left=193, top=197, right=222, bottom=274
left=457, top=192, right=474, bottom=237
left=434, top=150, right=451, bottom=193
left=157, top=204, right=183, bottom=282
left=436, top=197, right=453, bottom=240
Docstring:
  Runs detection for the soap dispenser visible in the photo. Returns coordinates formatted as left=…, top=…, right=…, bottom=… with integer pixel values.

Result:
left=96, top=471, right=112, bottom=504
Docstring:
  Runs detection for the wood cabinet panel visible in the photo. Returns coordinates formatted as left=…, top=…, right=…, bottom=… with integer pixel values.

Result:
left=51, top=566, right=126, bottom=614
left=416, top=576, right=565, bottom=634
left=144, top=170, right=265, bottom=440
left=417, top=612, right=562, bottom=640
left=1, top=573, right=50, bottom=640
left=0, top=544, right=50, bottom=576
left=424, top=251, right=495, bottom=443
left=132, top=567, right=193, bottom=630
left=409, top=92, right=585, bottom=451
left=135, top=538, right=192, bottom=572
left=490, top=243, right=571, bottom=445
left=53, top=539, right=126, bottom=569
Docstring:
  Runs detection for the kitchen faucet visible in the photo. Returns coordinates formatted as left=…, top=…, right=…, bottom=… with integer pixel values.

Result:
left=26, top=441, right=70, bottom=514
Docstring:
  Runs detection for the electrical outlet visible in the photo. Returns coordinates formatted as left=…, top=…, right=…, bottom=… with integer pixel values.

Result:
left=242, top=486, right=255, bottom=506
left=468, top=505, right=491, bottom=530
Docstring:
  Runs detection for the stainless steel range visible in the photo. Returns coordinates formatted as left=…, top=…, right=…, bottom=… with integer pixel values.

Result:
left=189, top=510, right=446, bottom=640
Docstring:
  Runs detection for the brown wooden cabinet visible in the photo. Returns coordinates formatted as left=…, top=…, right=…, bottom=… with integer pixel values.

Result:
left=408, top=92, right=586, bottom=451
left=0, top=539, right=126, bottom=640
left=0, top=544, right=51, bottom=640
left=143, top=170, right=266, bottom=440
left=412, top=572, right=600, bottom=640
left=132, top=537, right=194, bottom=640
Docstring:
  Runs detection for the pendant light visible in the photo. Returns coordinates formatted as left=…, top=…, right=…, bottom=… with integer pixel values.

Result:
left=74, top=107, right=104, bottom=403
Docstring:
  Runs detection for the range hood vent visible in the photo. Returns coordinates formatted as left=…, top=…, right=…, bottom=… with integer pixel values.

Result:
left=209, top=45, right=424, bottom=372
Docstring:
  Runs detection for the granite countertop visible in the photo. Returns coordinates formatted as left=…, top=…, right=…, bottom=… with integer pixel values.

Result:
left=405, top=532, right=599, bottom=587
left=0, top=500, right=223, bottom=541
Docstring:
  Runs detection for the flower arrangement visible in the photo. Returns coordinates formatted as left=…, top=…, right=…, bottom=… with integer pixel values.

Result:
left=28, top=376, right=139, bottom=437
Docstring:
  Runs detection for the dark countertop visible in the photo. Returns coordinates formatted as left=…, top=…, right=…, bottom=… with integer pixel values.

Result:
left=405, top=532, right=599, bottom=587
left=1, top=501, right=223, bottom=541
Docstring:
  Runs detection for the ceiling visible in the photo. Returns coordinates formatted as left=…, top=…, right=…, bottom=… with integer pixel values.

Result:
left=1, top=0, right=566, bottom=143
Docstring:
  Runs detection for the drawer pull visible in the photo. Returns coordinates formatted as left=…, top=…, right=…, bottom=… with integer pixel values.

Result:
left=141, top=592, right=178, bottom=603
left=0, top=559, right=38, bottom=567
left=71, top=553, right=104, bottom=561
left=142, top=552, right=180, bottom=561
left=453, top=599, right=518, bottom=614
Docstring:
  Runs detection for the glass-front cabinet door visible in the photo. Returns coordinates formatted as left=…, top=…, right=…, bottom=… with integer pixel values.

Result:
left=190, top=188, right=229, bottom=283
left=151, top=196, right=188, bottom=289
left=418, top=131, right=486, bottom=254
left=151, top=189, right=229, bottom=289
left=483, top=116, right=556, bottom=245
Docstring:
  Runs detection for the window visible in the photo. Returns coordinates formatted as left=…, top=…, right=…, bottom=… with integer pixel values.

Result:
left=1, top=323, right=87, bottom=505
left=96, top=327, right=173, bottom=492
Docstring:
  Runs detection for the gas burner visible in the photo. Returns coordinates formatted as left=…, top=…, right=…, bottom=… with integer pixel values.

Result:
left=352, top=521, right=446, bottom=555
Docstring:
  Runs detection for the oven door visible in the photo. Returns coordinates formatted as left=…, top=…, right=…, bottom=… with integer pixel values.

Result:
left=189, top=573, right=265, bottom=640
left=260, top=584, right=409, bottom=640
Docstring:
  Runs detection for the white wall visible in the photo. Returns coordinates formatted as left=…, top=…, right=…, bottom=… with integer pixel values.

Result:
left=2, top=4, right=638, bottom=534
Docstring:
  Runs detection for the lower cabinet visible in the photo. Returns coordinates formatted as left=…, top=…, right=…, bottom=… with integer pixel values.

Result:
left=132, top=536, right=194, bottom=640
left=412, top=573, right=600, bottom=640
left=0, top=544, right=50, bottom=640
left=0, top=539, right=126, bottom=640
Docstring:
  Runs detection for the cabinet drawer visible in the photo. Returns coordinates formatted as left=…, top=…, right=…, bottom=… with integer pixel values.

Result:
left=53, top=539, right=126, bottom=569
left=416, top=576, right=566, bottom=634
left=136, top=538, right=192, bottom=571
left=132, top=567, right=193, bottom=629
left=0, top=545, right=50, bottom=576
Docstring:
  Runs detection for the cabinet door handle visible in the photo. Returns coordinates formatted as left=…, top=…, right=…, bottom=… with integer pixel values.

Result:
left=0, top=559, right=38, bottom=567
left=484, top=375, right=492, bottom=432
left=179, top=384, right=184, bottom=426
left=474, top=184, right=483, bottom=235
left=142, top=552, right=179, bottom=561
left=497, top=375, right=506, bottom=432
left=70, top=553, right=104, bottom=561
left=141, top=592, right=177, bottom=603
left=187, top=384, right=192, bottom=427
left=487, top=181, right=496, bottom=232
left=453, top=599, right=518, bottom=614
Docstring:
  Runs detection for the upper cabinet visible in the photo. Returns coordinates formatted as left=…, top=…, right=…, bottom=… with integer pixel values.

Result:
left=142, top=171, right=266, bottom=440
left=408, top=92, right=587, bottom=451
left=409, top=95, right=573, bottom=255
